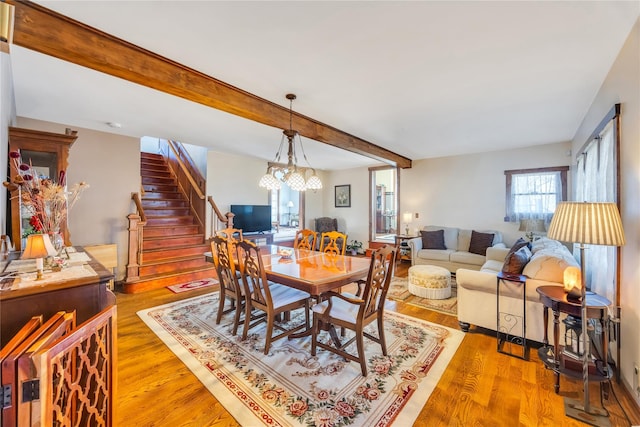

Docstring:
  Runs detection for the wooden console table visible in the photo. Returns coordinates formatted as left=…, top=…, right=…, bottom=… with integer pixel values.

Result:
left=536, top=285, right=611, bottom=393
left=0, top=247, right=115, bottom=347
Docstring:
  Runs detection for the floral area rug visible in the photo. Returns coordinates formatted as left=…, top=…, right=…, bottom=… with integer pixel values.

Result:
left=166, top=278, right=218, bottom=294
left=138, top=293, right=463, bottom=426
left=387, top=276, right=458, bottom=316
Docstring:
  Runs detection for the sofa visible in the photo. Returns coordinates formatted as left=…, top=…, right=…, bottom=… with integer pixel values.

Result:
left=456, top=237, right=579, bottom=343
left=407, top=226, right=505, bottom=273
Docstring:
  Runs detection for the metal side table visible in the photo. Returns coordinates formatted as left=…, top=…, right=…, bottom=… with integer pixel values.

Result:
left=496, top=271, right=529, bottom=360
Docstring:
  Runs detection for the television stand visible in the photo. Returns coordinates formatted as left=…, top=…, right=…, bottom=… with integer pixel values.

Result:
left=243, top=232, right=274, bottom=245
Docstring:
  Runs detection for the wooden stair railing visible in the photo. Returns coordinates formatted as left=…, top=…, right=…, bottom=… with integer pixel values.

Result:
left=159, top=139, right=206, bottom=234
left=207, top=196, right=235, bottom=238
left=126, top=192, right=147, bottom=282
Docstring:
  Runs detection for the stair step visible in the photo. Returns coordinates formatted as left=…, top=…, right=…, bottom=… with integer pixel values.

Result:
left=142, top=234, right=204, bottom=250
left=142, top=244, right=208, bottom=262
left=143, top=207, right=191, bottom=216
left=143, top=183, right=178, bottom=191
left=142, top=191, right=182, bottom=199
left=138, top=255, right=211, bottom=276
left=141, top=199, right=188, bottom=208
left=143, top=224, right=200, bottom=238
left=141, top=163, right=168, bottom=172
left=141, top=152, right=164, bottom=161
left=142, top=176, right=175, bottom=185
left=122, top=266, right=217, bottom=293
left=146, top=216, right=195, bottom=226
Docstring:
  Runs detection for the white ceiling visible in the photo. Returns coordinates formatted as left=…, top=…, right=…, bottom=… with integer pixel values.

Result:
left=10, top=1, right=640, bottom=170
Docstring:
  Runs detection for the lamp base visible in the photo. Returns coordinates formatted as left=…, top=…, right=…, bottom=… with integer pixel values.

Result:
left=564, top=398, right=610, bottom=427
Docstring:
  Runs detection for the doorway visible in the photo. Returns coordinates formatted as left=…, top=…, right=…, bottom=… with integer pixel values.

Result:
left=370, top=166, right=398, bottom=243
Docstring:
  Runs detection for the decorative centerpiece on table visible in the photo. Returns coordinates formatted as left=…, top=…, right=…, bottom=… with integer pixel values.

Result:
left=3, top=150, right=89, bottom=256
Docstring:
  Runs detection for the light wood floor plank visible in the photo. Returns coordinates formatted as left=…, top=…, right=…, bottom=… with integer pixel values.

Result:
left=115, top=264, right=640, bottom=426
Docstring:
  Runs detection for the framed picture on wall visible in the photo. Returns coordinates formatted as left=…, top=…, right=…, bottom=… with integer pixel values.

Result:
left=335, top=185, right=351, bottom=207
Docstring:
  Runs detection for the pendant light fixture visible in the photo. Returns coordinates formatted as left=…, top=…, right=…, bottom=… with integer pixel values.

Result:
left=258, top=94, right=322, bottom=192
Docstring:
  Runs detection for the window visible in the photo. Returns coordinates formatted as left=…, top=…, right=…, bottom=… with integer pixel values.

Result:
left=504, top=166, right=569, bottom=223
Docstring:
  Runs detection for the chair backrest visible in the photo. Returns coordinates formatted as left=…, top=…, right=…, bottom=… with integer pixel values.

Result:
left=216, top=227, right=243, bottom=242
left=360, top=245, right=397, bottom=318
left=319, top=231, right=347, bottom=255
left=294, top=229, right=317, bottom=250
left=210, top=235, right=241, bottom=296
left=314, top=217, right=338, bottom=234
left=236, top=240, right=272, bottom=310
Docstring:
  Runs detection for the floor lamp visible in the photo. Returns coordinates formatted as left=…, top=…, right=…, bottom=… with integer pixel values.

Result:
left=547, top=202, right=625, bottom=427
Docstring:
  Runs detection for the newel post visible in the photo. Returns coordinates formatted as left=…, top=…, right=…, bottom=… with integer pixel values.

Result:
left=125, top=213, right=141, bottom=282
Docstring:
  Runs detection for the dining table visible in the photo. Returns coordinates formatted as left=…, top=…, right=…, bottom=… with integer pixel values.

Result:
left=206, top=244, right=372, bottom=298
left=205, top=245, right=372, bottom=341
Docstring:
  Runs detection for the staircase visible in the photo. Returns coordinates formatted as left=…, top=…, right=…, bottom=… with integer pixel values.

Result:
left=122, top=152, right=215, bottom=293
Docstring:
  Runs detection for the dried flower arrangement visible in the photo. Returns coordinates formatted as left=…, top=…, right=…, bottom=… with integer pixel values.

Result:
left=3, top=151, right=89, bottom=240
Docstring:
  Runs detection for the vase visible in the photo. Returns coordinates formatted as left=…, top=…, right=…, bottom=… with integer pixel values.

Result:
left=48, top=231, right=65, bottom=255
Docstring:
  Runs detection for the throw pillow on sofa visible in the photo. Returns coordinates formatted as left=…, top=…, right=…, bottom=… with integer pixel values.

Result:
left=421, top=229, right=446, bottom=249
left=522, top=245, right=579, bottom=283
left=510, top=237, right=531, bottom=253
left=469, top=230, right=494, bottom=255
left=502, top=245, right=532, bottom=274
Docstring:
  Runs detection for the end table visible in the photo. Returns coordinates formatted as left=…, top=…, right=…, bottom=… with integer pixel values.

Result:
left=496, top=271, right=528, bottom=360
left=394, top=234, right=416, bottom=264
left=536, top=285, right=611, bottom=393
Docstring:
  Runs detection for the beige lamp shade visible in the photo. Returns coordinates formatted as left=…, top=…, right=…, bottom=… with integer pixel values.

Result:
left=21, top=234, right=57, bottom=260
left=402, top=212, right=413, bottom=224
left=547, top=202, right=625, bottom=246
left=518, top=219, right=546, bottom=233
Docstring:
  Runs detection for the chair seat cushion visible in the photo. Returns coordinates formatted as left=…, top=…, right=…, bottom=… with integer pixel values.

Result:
left=312, top=296, right=359, bottom=324
left=268, top=283, right=310, bottom=309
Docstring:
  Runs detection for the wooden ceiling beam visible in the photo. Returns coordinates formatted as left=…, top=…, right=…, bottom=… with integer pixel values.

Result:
left=8, top=1, right=411, bottom=168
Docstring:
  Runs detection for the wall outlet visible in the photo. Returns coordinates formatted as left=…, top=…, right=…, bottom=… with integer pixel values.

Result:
left=634, top=364, right=640, bottom=398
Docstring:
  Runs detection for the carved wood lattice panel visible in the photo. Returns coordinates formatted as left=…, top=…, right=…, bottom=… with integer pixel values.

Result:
left=35, top=306, right=116, bottom=427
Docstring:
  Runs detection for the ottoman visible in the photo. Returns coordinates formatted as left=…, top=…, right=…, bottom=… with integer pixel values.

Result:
left=408, top=265, right=451, bottom=299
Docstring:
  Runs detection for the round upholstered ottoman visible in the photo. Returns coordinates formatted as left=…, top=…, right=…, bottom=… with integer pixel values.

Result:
left=408, top=265, right=451, bottom=299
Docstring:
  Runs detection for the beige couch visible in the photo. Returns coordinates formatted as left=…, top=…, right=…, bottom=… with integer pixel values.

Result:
left=407, top=226, right=505, bottom=273
left=456, top=238, right=579, bottom=343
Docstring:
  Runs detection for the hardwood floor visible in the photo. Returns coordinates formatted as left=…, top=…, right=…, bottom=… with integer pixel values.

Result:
left=115, top=262, right=640, bottom=426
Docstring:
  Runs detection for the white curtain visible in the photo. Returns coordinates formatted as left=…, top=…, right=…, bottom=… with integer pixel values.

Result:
left=575, top=121, right=617, bottom=302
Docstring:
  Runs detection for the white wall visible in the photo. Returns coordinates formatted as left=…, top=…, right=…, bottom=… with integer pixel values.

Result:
left=327, top=143, right=571, bottom=249
left=1, top=46, right=16, bottom=238
left=570, top=17, right=640, bottom=404
left=322, top=167, right=370, bottom=245
left=17, top=117, right=141, bottom=281
left=205, top=150, right=325, bottom=234
left=402, top=142, right=572, bottom=246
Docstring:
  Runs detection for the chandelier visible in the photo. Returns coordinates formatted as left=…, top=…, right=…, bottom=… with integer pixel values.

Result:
left=258, top=94, right=323, bottom=192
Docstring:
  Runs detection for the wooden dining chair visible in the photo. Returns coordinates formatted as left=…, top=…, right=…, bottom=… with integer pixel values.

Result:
left=294, top=229, right=317, bottom=250
left=235, top=240, right=311, bottom=355
left=310, top=244, right=397, bottom=376
left=210, top=235, right=246, bottom=336
left=319, top=231, right=347, bottom=255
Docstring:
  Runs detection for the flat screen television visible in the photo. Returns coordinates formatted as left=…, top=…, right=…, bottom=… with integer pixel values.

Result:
left=230, top=204, right=272, bottom=233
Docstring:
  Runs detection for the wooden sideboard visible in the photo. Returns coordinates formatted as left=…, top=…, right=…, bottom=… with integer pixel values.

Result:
left=0, top=247, right=115, bottom=347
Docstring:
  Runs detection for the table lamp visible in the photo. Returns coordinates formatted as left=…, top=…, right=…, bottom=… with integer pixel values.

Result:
left=403, top=212, right=413, bottom=235
left=519, top=218, right=546, bottom=242
left=21, top=234, right=57, bottom=280
left=547, top=202, right=625, bottom=426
